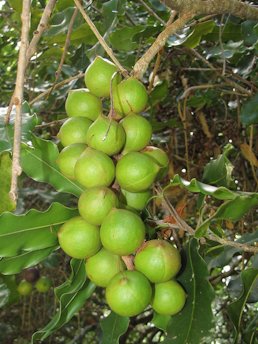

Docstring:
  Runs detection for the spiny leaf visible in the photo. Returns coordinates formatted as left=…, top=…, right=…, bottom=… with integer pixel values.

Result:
left=0, top=202, right=77, bottom=258
left=32, top=259, right=95, bottom=342
left=21, top=135, right=84, bottom=197
left=0, top=152, right=15, bottom=213
left=163, top=239, right=215, bottom=344
left=0, top=247, right=57, bottom=275
left=100, top=312, right=129, bottom=344
left=228, top=268, right=258, bottom=343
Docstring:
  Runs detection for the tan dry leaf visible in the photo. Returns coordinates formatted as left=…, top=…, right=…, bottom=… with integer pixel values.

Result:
left=240, top=143, right=258, bottom=167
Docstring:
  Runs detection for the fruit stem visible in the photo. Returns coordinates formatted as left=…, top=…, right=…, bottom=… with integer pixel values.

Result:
left=122, top=255, right=135, bottom=270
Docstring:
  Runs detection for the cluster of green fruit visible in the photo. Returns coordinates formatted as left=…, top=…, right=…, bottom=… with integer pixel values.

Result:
left=17, top=269, right=51, bottom=296
left=56, top=56, right=186, bottom=317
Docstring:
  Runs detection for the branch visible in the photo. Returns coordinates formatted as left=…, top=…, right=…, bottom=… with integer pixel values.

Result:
left=133, top=11, right=194, bottom=79
left=10, top=0, right=31, bottom=204
left=162, top=0, right=258, bottom=20
left=48, top=7, right=78, bottom=96
left=156, top=186, right=258, bottom=254
left=29, top=72, right=85, bottom=105
left=73, top=0, right=127, bottom=76
left=26, top=0, right=57, bottom=63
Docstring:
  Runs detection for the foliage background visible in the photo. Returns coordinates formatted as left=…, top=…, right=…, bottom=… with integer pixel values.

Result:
left=0, top=0, right=257, bottom=343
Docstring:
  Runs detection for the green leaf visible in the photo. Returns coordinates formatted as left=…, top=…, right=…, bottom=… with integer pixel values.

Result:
left=100, top=312, right=129, bottom=344
left=163, top=239, right=215, bottom=344
left=208, top=231, right=258, bottom=269
left=240, top=93, right=258, bottom=126
left=151, top=312, right=170, bottom=332
left=184, top=20, right=215, bottom=48
left=196, top=195, right=258, bottom=237
left=170, top=174, right=236, bottom=200
left=110, top=26, right=145, bottom=51
left=32, top=259, right=96, bottom=342
left=149, top=81, right=169, bottom=106
left=202, top=144, right=235, bottom=188
left=0, top=247, right=56, bottom=275
left=241, top=21, right=258, bottom=46
left=0, top=105, right=37, bottom=152
left=0, top=152, right=15, bottom=213
left=0, top=281, right=10, bottom=308
left=228, top=268, right=258, bottom=343
left=7, top=0, right=22, bottom=13
left=205, top=21, right=243, bottom=42
left=0, top=275, right=19, bottom=305
left=0, top=202, right=77, bottom=258
left=102, top=0, right=124, bottom=29
left=21, top=135, right=84, bottom=197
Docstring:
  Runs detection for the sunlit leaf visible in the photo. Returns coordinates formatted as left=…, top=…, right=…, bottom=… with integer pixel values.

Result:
left=100, top=312, right=129, bottom=344
left=0, top=152, right=15, bottom=213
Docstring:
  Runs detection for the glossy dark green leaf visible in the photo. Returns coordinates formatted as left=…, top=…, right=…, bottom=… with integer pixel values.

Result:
left=240, top=93, right=258, bottom=126
left=163, top=239, right=215, bottom=344
left=0, top=247, right=56, bottom=275
left=228, top=268, right=258, bottom=343
left=0, top=281, right=9, bottom=308
left=21, top=135, right=84, bottom=197
left=205, top=21, right=243, bottom=42
left=0, top=275, right=19, bottom=305
left=32, top=259, right=96, bottom=342
left=0, top=202, right=77, bottom=258
left=100, top=311, right=129, bottom=344
left=149, top=81, right=169, bottom=106
left=202, top=144, right=235, bottom=188
left=241, top=21, right=258, bottom=46
left=184, top=20, right=215, bottom=48
left=0, top=152, right=15, bottom=213
left=102, top=0, right=125, bottom=29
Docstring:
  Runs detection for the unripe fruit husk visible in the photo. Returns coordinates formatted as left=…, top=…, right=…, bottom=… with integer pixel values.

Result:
left=121, top=114, right=152, bottom=154
left=142, top=146, right=169, bottom=180
left=78, top=187, right=119, bottom=226
left=57, top=117, right=92, bottom=147
left=86, top=115, right=125, bottom=156
left=113, top=77, right=148, bottom=116
left=65, top=89, right=102, bottom=121
left=106, top=270, right=152, bottom=317
left=120, top=189, right=152, bottom=211
left=100, top=208, right=145, bottom=255
left=56, top=143, right=86, bottom=180
left=85, top=248, right=125, bottom=287
left=58, top=216, right=101, bottom=259
left=84, top=56, right=120, bottom=98
left=35, top=276, right=51, bottom=293
left=116, top=152, right=160, bottom=192
left=134, top=240, right=181, bottom=283
left=17, top=280, right=32, bottom=297
left=74, top=147, right=115, bottom=188
left=152, top=280, right=186, bottom=315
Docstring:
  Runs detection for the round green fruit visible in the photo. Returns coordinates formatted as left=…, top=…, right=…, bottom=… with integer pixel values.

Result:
left=86, top=115, right=125, bottom=155
left=78, top=187, right=119, bottom=225
left=134, top=240, right=181, bottom=283
left=85, top=248, right=125, bottom=287
left=120, top=189, right=152, bottom=211
left=17, top=280, right=32, bottom=297
left=121, top=114, right=152, bottom=153
left=56, top=143, right=86, bottom=180
left=113, top=77, right=148, bottom=115
left=74, top=147, right=115, bottom=188
left=142, top=146, right=169, bottom=180
left=100, top=208, right=145, bottom=255
left=57, top=117, right=92, bottom=147
left=106, top=270, right=152, bottom=317
left=65, top=89, right=102, bottom=121
left=58, top=216, right=101, bottom=259
left=85, top=56, right=119, bottom=98
left=116, top=152, right=160, bottom=192
left=35, top=276, right=51, bottom=293
left=152, top=280, right=186, bottom=315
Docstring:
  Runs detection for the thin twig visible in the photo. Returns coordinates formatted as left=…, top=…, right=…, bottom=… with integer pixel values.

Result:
left=133, top=11, right=194, bottom=79
left=48, top=7, right=79, bottom=97
left=156, top=186, right=258, bottom=254
left=10, top=0, right=31, bottom=204
left=138, top=0, right=166, bottom=25
left=26, top=0, right=57, bottom=63
left=73, top=0, right=127, bottom=76
left=29, top=72, right=85, bottom=105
